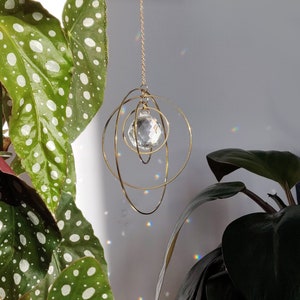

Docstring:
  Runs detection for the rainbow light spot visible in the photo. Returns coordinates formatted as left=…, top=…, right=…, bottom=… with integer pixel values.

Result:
left=146, top=221, right=152, bottom=227
left=193, top=254, right=201, bottom=261
left=185, top=218, right=191, bottom=224
left=231, top=126, right=240, bottom=133
left=180, top=48, right=188, bottom=56
left=154, top=173, right=160, bottom=180
left=144, top=190, right=149, bottom=195
left=138, top=297, right=143, bottom=300
left=135, top=31, right=141, bottom=42
left=106, top=240, right=112, bottom=245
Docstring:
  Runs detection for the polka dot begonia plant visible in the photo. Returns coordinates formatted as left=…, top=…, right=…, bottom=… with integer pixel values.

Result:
left=0, top=0, right=112, bottom=299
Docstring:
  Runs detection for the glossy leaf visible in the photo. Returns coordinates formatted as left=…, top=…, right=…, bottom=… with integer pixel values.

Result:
left=0, top=158, right=61, bottom=299
left=48, top=257, right=113, bottom=300
left=222, top=206, right=300, bottom=300
left=21, top=192, right=109, bottom=299
left=207, top=148, right=300, bottom=189
left=206, top=271, right=245, bottom=300
left=156, top=182, right=246, bottom=300
left=63, top=0, right=108, bottom=141
left=0, top=1, right=74, bottom=212
left=177, top=247, right=223, bottom=300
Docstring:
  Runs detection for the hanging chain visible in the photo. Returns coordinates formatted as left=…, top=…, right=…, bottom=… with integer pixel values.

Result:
left=140, top=0, right=147, bottom=88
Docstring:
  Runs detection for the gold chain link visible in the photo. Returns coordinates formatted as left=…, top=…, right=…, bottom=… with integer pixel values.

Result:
left=140, top=0, right=147, bottom=87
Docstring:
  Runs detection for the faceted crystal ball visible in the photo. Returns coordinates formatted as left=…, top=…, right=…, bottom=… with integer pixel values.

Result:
left=128, top=110, right=163, bottom=151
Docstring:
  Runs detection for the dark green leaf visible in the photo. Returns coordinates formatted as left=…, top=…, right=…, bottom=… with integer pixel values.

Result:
left=63, top=0, right=108, bottom=141
left=206, top=271, right=245, bottom=300
left=207, top=148, right=300, bottom=189
left=48, top=257, right=113, bottom=300
left=177, top=247, right=223, bottom=300
left=0, top=162, right=61, bottom=299
left=0, top=1, right=74, bottom=212
left=222, top=206, right=300, bottom=300
left=156, top=182, right=246, bottom=300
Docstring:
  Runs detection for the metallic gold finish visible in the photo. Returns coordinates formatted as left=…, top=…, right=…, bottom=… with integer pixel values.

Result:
left=102, top=87, right=192, bottom=215
left=101, top=0, right=192, bottom=214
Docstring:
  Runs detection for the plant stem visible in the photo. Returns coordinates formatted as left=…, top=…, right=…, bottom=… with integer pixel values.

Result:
left=283, top=182, right=296, bottom=206
left=243, top=188, right=277, bottom=213
left=267, top=193, right=287, bottom=210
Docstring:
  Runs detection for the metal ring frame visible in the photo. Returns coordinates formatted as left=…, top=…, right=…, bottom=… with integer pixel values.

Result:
left=102, top=87, right=192, bottom=214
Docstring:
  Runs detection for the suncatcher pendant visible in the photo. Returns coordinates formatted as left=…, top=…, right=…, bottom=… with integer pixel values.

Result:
left=102, top=0, right=192, bottom=215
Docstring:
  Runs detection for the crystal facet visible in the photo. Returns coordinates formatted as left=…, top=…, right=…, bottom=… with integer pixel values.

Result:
left=128, top=110, right=163, bottom=150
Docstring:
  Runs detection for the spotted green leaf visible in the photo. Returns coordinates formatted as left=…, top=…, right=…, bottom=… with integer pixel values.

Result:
left=63, top=0, right=108, bottom=141
left=20, top=192, right=110, bottom=300
left=0, top=1, right=74, bottom=212
left=48, top=257, right=113, bottom=300
left=54, top=192, right=108, bottom=271
left=0, top=164, right=61, bottom=299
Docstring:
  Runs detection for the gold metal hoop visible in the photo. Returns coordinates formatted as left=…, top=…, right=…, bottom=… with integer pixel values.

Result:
left=102, top=87, right=192, bottom=194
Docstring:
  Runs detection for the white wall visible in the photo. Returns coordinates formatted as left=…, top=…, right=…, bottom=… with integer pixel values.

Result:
left=40, top=1, right=300, bottom=299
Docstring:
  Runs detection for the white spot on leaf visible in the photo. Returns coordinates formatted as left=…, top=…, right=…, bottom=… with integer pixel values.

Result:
left=63, top=253, right=73, bottom=263
left=19, top=234, right=27, bottom=246
left=45, top=60, right=60, bottom=73
left=83, top=18, right=94, bottom=27
left=70, top=234, right=80, bottom=242
left=46, top=141, right=56, bottom=151
left=25, top=104, right=32, bottom=112
left=7, top=52, right=17, bottom=66
left=51, top=170, right=59, bottom=180
left=84, top=37, right=96, bottom=47
left=32, top=12, right=43, bottom=21
left=5, top=0, right=15, bottom=10
left=49, top=30, right=56, bottom=37
left=13, top=273, right=21, bottom=285
left=57, top=220, right=64, bottom=230
left=0, top=288, right=5, bottom=299
left=75, top=0, right=83, bottom=8
left=46, top=100, right=57, bottom=111
left=32, top=73, right=41, bottom=83
left=82, top=287, right=96, bottom=299
left=32, top=163, right=41, bottom=173
left=13, top=23, right=24, bottom=33
left=37, top=232, right=46, bottom=244
left=92, top=0, right=99, bottom=8
left=80, top=73, right=89, bottom=85
left=19, top=259, right=30, bottom=273
left=87, top=267, right=96, bottom=276
left=27, top=211, right=39, bottom=225
left=21, top=124, right=31, bottom=136
left=66, top=106, right=72, bottom=118
left=16, top=75, right=26, bottom=87
left=83, top=91, right=91, bottom=100
left=61, top=284, right=71, bottom=296
left=30, top=40, right=43, bottom=53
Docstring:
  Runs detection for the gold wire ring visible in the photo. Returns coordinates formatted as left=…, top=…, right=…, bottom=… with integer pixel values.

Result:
left=113, top=88, right=169, bottom=214
left=102, top=87, right=192, bottom=191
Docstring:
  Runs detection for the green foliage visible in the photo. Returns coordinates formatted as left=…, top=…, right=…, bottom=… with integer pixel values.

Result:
left=0, top=160, right=61, bottom=299
left=0, top=0, right=112, bottom=299
left=20, top=193, right=110, bottom=300
left=63, top=0, right=107, bottom=141
left=48, top=257, right=112, bottom=300
left=157, top=149, right=300, bottom=300
left=0, top=0, right=73, bottom=212
left=223, top=206, right=300, bottom=300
